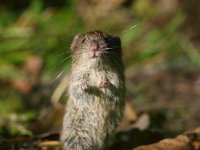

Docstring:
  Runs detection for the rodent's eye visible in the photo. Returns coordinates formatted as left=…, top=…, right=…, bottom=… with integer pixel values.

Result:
left=81, top=38, right=86, bottom=43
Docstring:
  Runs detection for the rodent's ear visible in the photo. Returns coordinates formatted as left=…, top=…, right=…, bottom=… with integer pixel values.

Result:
left=112, top=36, right=121, bottom=48
left=70, top=34, right=81, bottom=52
left=110, top=36, right=122, bottom=55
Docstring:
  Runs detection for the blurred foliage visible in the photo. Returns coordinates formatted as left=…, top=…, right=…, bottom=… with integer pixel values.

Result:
left=0, top=0, right=200, bottom=149
left=0, top=0, right=81, bottom=139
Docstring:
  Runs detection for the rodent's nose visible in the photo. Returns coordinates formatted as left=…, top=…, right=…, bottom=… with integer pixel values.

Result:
left=90, top=40, right=99, bottom=52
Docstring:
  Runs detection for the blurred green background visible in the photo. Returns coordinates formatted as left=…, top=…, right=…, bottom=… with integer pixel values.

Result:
left=0, top=0, right=200, bottom=149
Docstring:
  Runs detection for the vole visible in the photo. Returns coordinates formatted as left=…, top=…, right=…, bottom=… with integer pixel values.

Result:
left=61, top=30, right=125, bottom=150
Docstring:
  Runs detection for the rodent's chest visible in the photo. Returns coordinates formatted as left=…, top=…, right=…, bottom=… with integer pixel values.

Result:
left=88, top=70, right=107, bottom=86
left=86, top=70, right=119, bottom=88
left=69, top=69, right=121, bottom=102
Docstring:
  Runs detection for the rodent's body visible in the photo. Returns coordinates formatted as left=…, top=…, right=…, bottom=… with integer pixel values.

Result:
left=61, top=31, right=125, bottom=150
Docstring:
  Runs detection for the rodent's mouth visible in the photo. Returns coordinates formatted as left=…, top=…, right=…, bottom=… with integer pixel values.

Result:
left=91, top=55, right=98, bottom=58
left=90, top=51, right=100, bottom=59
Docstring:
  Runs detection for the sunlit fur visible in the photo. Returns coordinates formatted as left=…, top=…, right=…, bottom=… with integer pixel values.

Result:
left=61, top=31, right=125, bottom=150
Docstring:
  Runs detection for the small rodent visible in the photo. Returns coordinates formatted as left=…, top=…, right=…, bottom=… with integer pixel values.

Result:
left=61, top=30, right=125, bottom=150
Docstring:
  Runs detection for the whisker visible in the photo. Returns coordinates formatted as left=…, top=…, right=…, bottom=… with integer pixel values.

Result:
left=50, top=70, right=65, bottom=85
left=49, top=55, right=72, bottom=85
left=122, top=24, right=137, bottom=33
left=53, top=55, right=72, bottom=68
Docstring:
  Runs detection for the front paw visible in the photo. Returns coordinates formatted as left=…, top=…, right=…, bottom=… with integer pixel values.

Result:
left=81, top=82, right=89, bottom=91
left=98, top=79, right=109, bottom=89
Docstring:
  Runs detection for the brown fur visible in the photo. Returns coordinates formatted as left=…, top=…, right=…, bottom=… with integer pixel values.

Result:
left=61, top=31, right=125, bottom=150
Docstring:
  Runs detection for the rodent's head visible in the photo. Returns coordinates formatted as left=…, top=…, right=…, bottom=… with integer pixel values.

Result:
left=70, top=30, right=122, bottom=68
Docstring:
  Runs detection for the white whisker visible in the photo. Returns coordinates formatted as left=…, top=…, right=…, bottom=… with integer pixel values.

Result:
left=50, top=70, right=65, bottom=85
left=122, top=24, right=137, bottom=33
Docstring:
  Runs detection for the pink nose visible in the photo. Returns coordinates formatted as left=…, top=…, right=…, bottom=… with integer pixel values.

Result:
left=90, top=41, right=99, bottom=52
